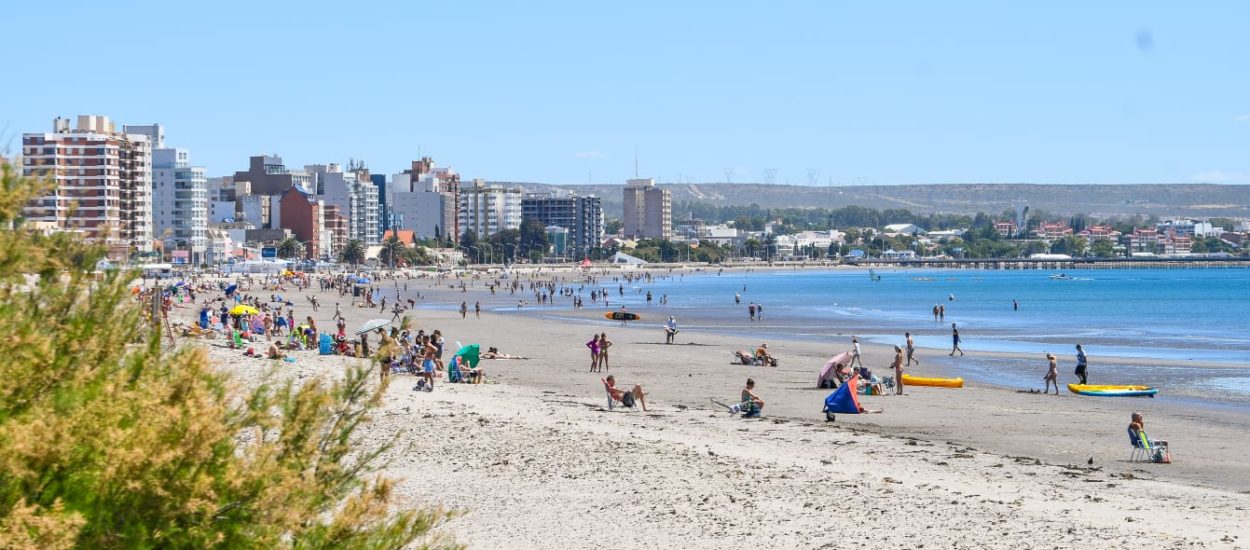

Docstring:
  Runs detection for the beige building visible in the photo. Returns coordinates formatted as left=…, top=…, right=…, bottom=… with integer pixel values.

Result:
left=22, top=115, right=153, bottom=256
left=622, top=178, right=670, bottom=240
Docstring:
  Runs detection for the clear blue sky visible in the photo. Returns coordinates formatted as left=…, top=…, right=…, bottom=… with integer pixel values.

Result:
left=3, top=1, right=1248, bottom=185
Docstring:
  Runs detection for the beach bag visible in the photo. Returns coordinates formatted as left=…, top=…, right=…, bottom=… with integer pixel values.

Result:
left=620, top=392, right=636, bottom=408
left=1153, top=448, right=1171, bottom=464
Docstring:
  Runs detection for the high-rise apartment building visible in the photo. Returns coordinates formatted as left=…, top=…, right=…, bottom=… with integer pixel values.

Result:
left=521, top=191, right=604, bottom=257
left=307, top=163, right=379, bottom=245
left=622, top=178, right=670, bottom=240
left=21, top=115, right=153, bottom=257
left=125, top=124, right=208, bottom=265
left=459, top=179, right=521, bottom=239
left=232, top=155, right=311, bottom=198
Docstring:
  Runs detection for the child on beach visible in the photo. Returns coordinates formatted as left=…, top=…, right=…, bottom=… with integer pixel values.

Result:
left=1043, top=353, right=1060, bottom=395
left=850, top=336, right=863, bottom=367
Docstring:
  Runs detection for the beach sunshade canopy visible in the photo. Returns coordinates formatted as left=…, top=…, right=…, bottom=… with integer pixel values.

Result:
left=453, top=344, right=481, bottom=368
left=355, top=277, right=371, bottom=285
left=224, top=283, right=238, bottom=295
left=229, top=304, right=259, bottom=316
left=823, top=372, right=862, bottom=415
left=818, top=351, right=854, bottom=387
left=355, top=318, right=391, bottom=335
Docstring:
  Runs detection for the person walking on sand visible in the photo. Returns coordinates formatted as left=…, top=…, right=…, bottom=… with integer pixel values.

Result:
left=850, top=336, right=863, bottom=367
left=459, top=301, right=467, bottom=319
left=475, top=301, right=481, bottom=318
left=892, top=345, right=906, bottom=395
left=949, top=323, right=964, bottom=356
left=756, top=303, right=763, bottom=320
left=748, top=302, right=756, bottom=321
left=598, top=332, right=613, bottom=371
left=1043, top=353, right=1060, bottom=395
left=333, top=302, right=344, bottom=322
left=1074, top=344, right=1088, bottom=385
left=665, top=315, right=678, bottom=344
left=905, top=332, right=919, bottom=366
left=586, top=334, right=601, bottom=372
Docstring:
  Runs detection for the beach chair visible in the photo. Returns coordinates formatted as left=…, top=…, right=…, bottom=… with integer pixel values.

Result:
left=1129, top=428, right=1169, bottom=463
left=603, top=378, right=639, bottom=412
left=447, top=358, right=464, bottom=383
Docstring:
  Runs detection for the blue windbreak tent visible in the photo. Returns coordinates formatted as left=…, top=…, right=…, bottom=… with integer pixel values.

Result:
left=823, top=372, right=862, bottom=415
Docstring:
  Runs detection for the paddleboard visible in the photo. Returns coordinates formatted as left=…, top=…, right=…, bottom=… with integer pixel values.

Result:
left=901, top=374, right=964, bottom=388
left=605, top=311, right=641, bottom=321
left=1067, top=384, right=1157, bottom=397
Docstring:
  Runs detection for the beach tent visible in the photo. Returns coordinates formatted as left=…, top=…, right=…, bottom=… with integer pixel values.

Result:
left=818, top=351, right=853, bottom=388
left=823, top=372, right=862, bottom=416
left=453, top=344, right=480, bottom=368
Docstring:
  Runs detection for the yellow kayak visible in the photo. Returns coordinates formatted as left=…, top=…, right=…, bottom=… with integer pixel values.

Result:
left=1067, top=384, right=1157, bottom=397
left=901, top=374, right=964, bottom=388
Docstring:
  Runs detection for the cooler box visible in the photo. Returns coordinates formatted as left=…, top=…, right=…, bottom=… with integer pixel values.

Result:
left=319, top=333, right=333, bottom=355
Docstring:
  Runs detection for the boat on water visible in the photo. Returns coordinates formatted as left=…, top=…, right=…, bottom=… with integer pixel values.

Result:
left=1067, top=384, right=1157, bottom=397
left=901, top=374, right=964, bottom=388
left=1049, top=274, right=1074, bottom=280
left=869, top=269, right=882, bottom=282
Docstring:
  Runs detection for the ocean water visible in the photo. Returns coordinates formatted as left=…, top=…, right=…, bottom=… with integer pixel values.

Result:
left=518, top=268, right=1250, bottom=406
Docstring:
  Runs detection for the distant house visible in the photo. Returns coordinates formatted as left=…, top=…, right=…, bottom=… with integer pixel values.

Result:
left=926, top=229, right=966, bottom=240
left=884, top=223, right=926, bottom=236
left=1033, top=222, right=1073, bottom=240
left=881, top=249, right=916, bottom=260
left=993, top=221, right=1018, bottom=238
left=382, top=229, right=417, bottom=246
left=1079, top=224, right=1120, bottom=242
left=846, top=249, right=866, bottom=259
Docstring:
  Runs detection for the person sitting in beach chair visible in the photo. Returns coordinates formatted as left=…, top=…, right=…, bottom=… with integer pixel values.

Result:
left=754, top=343, right=777, bottom=367
left=1129, top=412, right=1170, bottom=463
left=603, top=375, right=649, bottom=411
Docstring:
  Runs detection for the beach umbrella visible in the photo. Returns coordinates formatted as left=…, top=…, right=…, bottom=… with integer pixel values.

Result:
left=229, top=304, right=259, bottom=316
left=224, top=283, right=238, bottom=296
left=355, top=277, right=371, bottom=285
left=818, top=351, right=854, bottom=388
left=453, top=344, right=480, bottom=368
left=355, top=318, right=391, bottom=335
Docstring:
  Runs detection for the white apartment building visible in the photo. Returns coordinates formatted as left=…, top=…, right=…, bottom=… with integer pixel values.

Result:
left=389, top=158, right=461, bottom=241
left=307, top=163, right=380, bottom=245
left=22, top=115, right=153, bottom=257
left=125, top=124, right=208, bottom=265
left=459, top=179, right=521, bottom=239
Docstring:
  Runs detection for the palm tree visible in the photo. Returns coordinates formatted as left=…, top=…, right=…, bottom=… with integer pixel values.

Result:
left=340, top=239, right=366, bottom=265
left=276, top=236, right=304, bottom=259
left=379, top=235, right=405, bottom=269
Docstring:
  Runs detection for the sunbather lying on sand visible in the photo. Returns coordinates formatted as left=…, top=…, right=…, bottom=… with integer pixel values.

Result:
left=482, top=346, right=527, bottom=359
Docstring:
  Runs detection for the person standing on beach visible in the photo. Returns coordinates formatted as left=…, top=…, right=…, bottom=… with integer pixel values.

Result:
left=459, top=301, right=467, bottom=319
left=850, top=336, right=863, bottom=367
left=939, top=305, right=945, bottom=321
left=1074, top=344, right=1088, bottom=385
left=748, top=302, right=756, bottom=321
left=735, top=292, right=741, bottom=304
left=949, top=323, right=964, bottom=356
left=905, top=332, right=919, bottom=366
left=932, top=304, right=939, bottom=321
left=333, top=302, right=343, bottom=322
left=665, top=316, right=678, bottom=344
left=475, top=301, right=481, bottom=318
left=892, top=346, right=906, bottom=395
left=756, top=303, right=763, bottom=320
left=1043, top=353, right=1060, bottom=395
left=587, top=334, right=601, bottom=372
left=598, top=332, right=613, bottom=371
left=1013, top=299, right=1019, bottom=311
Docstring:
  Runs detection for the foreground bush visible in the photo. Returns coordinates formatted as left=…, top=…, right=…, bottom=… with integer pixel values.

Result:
left=0, top=163, right=453, bottom=548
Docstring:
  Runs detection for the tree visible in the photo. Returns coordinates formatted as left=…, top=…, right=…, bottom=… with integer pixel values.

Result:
left=604, top=219, right=623, bottom=235
left=459, top=229, right=478, bottom=252
left=379, top=235, right=406, bottom=268
left=276, top=236, right=304, bottom=259
left=340, top=239, right=366, bottom=265
left=0, top=165, right=451, bottom=548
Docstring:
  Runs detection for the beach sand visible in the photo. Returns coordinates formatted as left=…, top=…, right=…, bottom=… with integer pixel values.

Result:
left=172, top=267, right=1250, bottom=548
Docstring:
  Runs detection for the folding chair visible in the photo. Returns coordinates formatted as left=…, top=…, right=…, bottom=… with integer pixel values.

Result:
left=603, top=378, right=639, bottom=412
left=1128, top=427, right=1154, bottom=462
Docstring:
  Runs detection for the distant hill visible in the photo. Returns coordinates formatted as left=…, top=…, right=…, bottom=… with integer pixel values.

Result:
left=491, top=182, right=1250, bottom=220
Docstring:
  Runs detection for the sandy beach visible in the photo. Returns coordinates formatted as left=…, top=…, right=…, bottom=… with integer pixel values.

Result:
left=169, top=266, right=1250, bottom=549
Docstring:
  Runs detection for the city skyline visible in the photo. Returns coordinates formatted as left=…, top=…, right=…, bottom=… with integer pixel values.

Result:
left=3, top=2, right=1250, bottom=185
